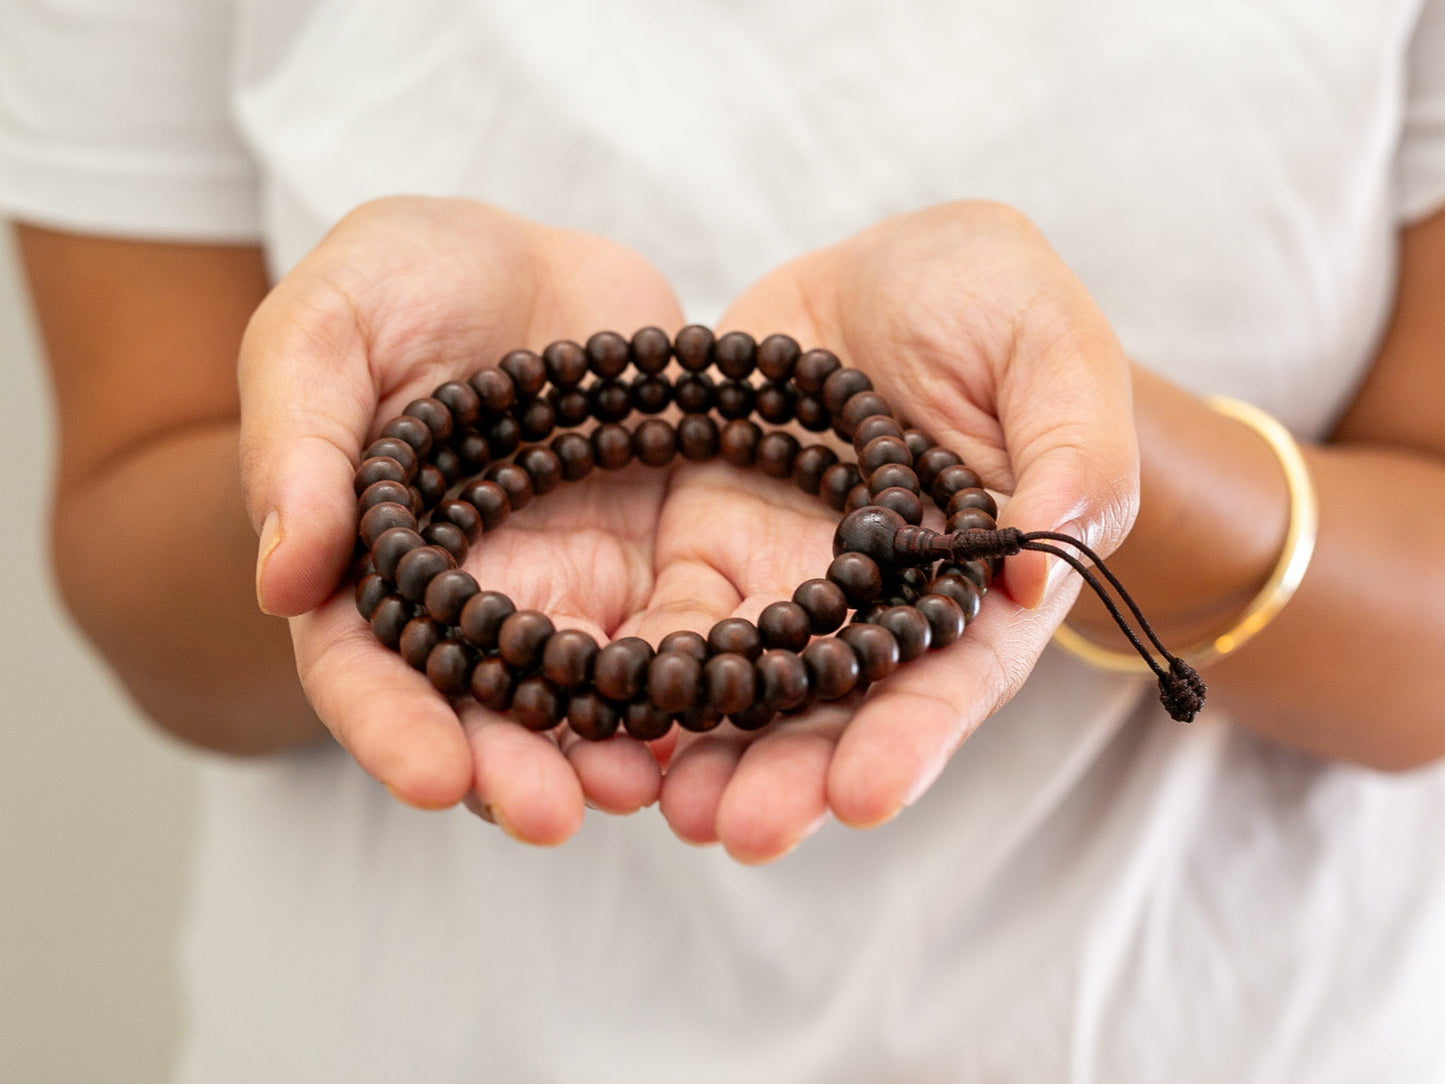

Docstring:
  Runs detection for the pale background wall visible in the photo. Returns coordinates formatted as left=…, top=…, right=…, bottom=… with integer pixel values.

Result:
left=0, top=226, right=201, bottom=1083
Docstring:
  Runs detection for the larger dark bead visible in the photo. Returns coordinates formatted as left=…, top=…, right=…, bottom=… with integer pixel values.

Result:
left=851, top=415, right=905, bottom=449
left=623, top=699, right=673, bottom=741
left=468, top=368, right=516, bottom=415
left=370, top=595, right=412, bottom=649
left=633, top=418, right=677, bottom=467
left=424, top=568, right=480, bottom=624
left=592, top=423, right=633, bottom=469
left=498, top=610, right=555, bottom=669
left=713, top=330, right=756, bottom=379
left=836, top=623, right=900, bottom=683
left=858, top=436, right=912, bottom=475
left=821, top=367, right=873, bottom=416
left=586, top=330, right=631, bottom=378
left=708, top=617, right=762, bottom=660
left=839, top=391, right=892, bottom=436
left=802, top=638, right=860, bottom=701
left=703, top=653, right=756, bottom=715
left=485, top=462, right=534, bottom=512
left=915, top=594, right=966, bottom=648
left=551, top=431, right=596, bottom=481
left=567, top=691, right=620, bottom=742
left=758, top=600, right=812, bottom=651
left=542, top=628, right=599, bottom=689
left=945, top=487, right=999, bottom=520
left=877, top=606, right=932, bottom=661
left=673, top=325, right=714, bottom=372
left=433, top=380, right=481, bottom=429
left=873, top=486, right=925, bottom=525
left=372, top=526, right=425, bottom=580
left=947, top=507, right=998, bottom=534
left=400, top=615, right=446, bottom=671
left=826, top=551, right=884, bottom=605
left=756, top=333, right=801, bottom=381
left=677, top=414, right=719, bottom=460
left=469, top=656, right=514, bottom=711
left=657, top=630, right=708, bottom=662
left=648, top=651, right=701, bottom=713
left=868, top=463, right=920, bottom=497
left=916, top=446, right=963, bottom=494
left=792, top=578, right=847, bottom=634
left=756, top=649, right=810, bottom=711
left=542, top=339, right=588, bottom=387
left=756, top=431, right=799, bottom=477
left=459, top=591, right=517, bottom=650
left=460, top=479, right=509, bottom=530
left=418, top=510, right=466, bottom=559
left=932, top=463, right=985, bottom=507
left=363, top=437, right=418, bottom=478
left=512, top=677, right=567, bottom=731
left=630, top=326, right=672, bottom=374
left=927, top=573, right=982, bottom=624
left=359, top=502, right=417, bottom=549
left=499, top=349, right=547, bottom=398
left=516, top=446, right=563, bottom=496
left=793, top=349, right=841, bottom=394
left=593, top=637, right=653, bottom=701
left=359, top=478, right=412, bottom=513
left=832, top=506, right=906, bottom=562
left=792, top=445, right=839, bottom=496
left=426, top=639, right=475, bottom=696
left=719, top=419, right=761, bottom=466
left=404, top=397, right=454, bottom=442
left=354, top=455, right=408, bottom=494
left=380, top=414, right=434, bottom=458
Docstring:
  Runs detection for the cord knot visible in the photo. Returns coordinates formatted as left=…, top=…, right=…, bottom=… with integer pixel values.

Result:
left=948, top=527, right=1025, bottom=561
left=1158, top=658, right=1207, bottom=722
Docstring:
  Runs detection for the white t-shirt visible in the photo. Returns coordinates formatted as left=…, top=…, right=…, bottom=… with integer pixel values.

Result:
left=5, top=2, right=1445, bottom=1080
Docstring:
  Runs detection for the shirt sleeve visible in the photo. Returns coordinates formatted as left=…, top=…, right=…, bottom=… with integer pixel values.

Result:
left=0, top=0, right=261, bottom=241
left=1397, top=0, right=1445, bottom=224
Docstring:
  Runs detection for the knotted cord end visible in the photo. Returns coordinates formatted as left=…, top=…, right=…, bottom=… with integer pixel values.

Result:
left=1158, top=658, right=1207, bottom=722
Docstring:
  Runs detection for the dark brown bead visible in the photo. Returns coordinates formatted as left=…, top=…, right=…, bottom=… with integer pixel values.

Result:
left=460, top=479, right=509, bottom=530
left=677, top=704, right=723, bottom=733
left=363, top=437, right=418, bottom=478
left=792, top=578, right=848, bottom=634
left=550, top=386, right=592, bottom=428
left=567, top=691, right=620, bottom=741
left=372, top=526, right=425, bottom=580
left=454, top=429, right=491, bottom=473
left=754, top=381, right=796, bottom=425
left=915, top=593, right=966, bottom=648
left=487, top=415, right=521, bottom=457
left=498, top=610, right=554, bottom=669
left=802, top=638, right=860, bottom=701
left=792, top=445, right=839, bottom=495
left=677, top=414, right=720, bottom=461
left=512, top=677, right=567, bottom=731
left=516, top=397, right=557, bottom=442
left=945, top=487, right=999, bottom=520
left=877, top=606, right=932, bottom=661
left=758, top=600, right=812, bottom=651
left=355, top=573, right=390, bottom=621
left=630, top=326, right=673, bottom=374
left=657, top=629, right=708, bottom=663
left=354, top=455, right=408, bottom=494
left=756, top=333, right=801, bottom=381
left=369, top=595, right=412, bottom=649
left=623, top=699, right=673, bottom=741
left=927, top=573, right=982, bottom=624
left=756, top=431, right=800, bottom=478
left=932, top=463, right=985, bottom=507
left=433, top=380, right=481, bottom=429
left=795, top=394, right=832, bottom=432
left=915, top=447, right=962, bottom=495
left=719, top=418, right=761, bottom=466
left=404, top=397, right=454, bottom=442
left=395, top=545, right=456, bottom=603
left=551, top=431, right=595, bottom=481
left=584, top=330, right=630, bottom=378
left=713, top=330, right=757, bottom=380
left=756, top=649, right=810, bottom=711
left=413, top=464, right=447, bottom=509
left=873, top=486, right=925, bottom=525
left=902, top=428, right=934, bottom=459
left=673, top=372, right=714, bottom=413
left=426, top=639, right=475, bottom=696
left=542, top=628, right=598, bottom=689
left=359, top=478, right=412, bottom=513
left=592, top=423, right=633, bottom=469
left=515, top=446, right=564, bottom=496
left=360, top=502, right=417, bottom=549
left=851, top=602, right=887, bottom=626
left=851, top=415, right=905, bottom=449
left=899, top=567, right=930, bottom=594
left=793, top=348, right=841, bottom=394
left=630, top=373, right=672, bottom=415
left=468, top=368, right=517, bottom=415
left=819, top=463, right=861, bottom=511
left=648, top=651, right=702, bottom=713
left=593, top=637, right=653, bottom=702
left=590, top=378, right=632, bottom=423
left=708, top=617, right=762, bottom=660
left=400, top=615, right=446, bottom=670
left=858, top=436, right=912, bottom=475
left=833, top=506, right=906, bottom=561
left=821, top=367, right=873, bottom=416
left=424, top=568, right=480, bottom=624
left=836, top=623, right=900, bottom=683
left=499, top=349, right=547, bottom=398
left=458, top=590, right=517, bottom=650
left=946, top=507, right=998, bottom=534
left=714, top=379, right=755, bottom=421
left=844, top=484, right=872, bottom=513
left=633, top=418, right=678, bottom=467
left=704, top=652, right=756, bottom=715
left=485, top=462, right=533, bottom=511
left=421, top=521, right=469, bottom=564
left=431, top=446, right=462, bottom=486
left=469, top=656, right=514, bottom=711
left=938, top=559, right=992, bottom=592
left=673, top=324, right=715, bottom=372
left=827, top=551, right=884, bottom=604
left=730, top=701, right=778, bottom=731
left=868, top=462, right=921, bottom=497
left=839, top=391, right=893, bottom=436
left=380, top=414, right=434, bottom=457
left=542, top=339, right=588, bottom=387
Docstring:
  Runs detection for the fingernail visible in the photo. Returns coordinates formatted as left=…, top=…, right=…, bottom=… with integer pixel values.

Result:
left=386, top=782, right=457, bottom=811
left=255, top=511, right=282, bottom=616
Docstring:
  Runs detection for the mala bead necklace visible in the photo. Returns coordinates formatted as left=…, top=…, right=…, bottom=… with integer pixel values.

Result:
left=352, top=326, right=1206, bottom=741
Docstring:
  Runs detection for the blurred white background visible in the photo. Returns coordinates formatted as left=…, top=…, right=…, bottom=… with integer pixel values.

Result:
left=0, top=226, right=200, bottom=1082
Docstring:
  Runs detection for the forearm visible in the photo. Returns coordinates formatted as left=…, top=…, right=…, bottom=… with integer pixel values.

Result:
left=52, top=420, right=325, bottom=754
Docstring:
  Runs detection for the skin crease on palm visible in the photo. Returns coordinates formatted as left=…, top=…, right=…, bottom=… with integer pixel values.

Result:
left=243, top=197, right=1139, bottom=865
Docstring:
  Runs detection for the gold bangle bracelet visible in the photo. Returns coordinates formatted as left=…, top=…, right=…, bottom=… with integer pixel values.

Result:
left=1052, top=395, right=1319, bottom=673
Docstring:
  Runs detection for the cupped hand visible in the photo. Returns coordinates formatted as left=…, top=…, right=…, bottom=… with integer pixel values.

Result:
left=653, top=201, right=1141, bottom=861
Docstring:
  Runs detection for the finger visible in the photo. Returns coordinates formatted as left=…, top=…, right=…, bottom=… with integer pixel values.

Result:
left=559, top=732, right=662, bottom=814
left=458, top=702, right=586, bottom=845
left=292, top=592, right=473, bottom=809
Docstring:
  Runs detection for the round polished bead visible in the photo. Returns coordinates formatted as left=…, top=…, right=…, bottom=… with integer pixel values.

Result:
left=802, top=638, right=860, bottom=701
left=421, top=521, right=469, bottom=564
left=836, top=622, right=900, bottom=683
left=630, top=326, right=673, bottom=374
left=677, top=704, right=723, bottom=733
left=851, top=415, right=906, bottom=450
left=623, top=699, right=673, bottom=741
left=839, top=390, right=893, bottom=436
left=589, top=378, right=632, bottom=423
left=927, top=573, right=982, bottom=623
left=915, top=593, right=966, bottom=648
left=567, top=691, right=620, bottom=741
left=713, top=330, right=756, bottom=379
left=756, top=333, right=801, bottom=381
left=938, top=559, right=992, bottom=592
left=754, top=381, right=796, bottom=425
left=819, top=463, right=861, bottom=511
left=433, top=380, right=481, bottom=429
left=458, top=591, right=517, bottom=650
left=677, top=414, right=720, bottom=460
left=657, top=629, right=708, bottom=663
left=846, top=485, right=873, bottom=512
left=499, top=349, right=547, bottom=398
left=719, top=418, right=761, bottom=466
left=551, top=386, right=591, bottom=427
left=469, top=656, right=515, bottom=711
left=426, top=639, right=475, bottom=696
left=380, top=414, right=434, bottom=457
left=858, top=436, right=911, bottom=476
left=792, top=578, right=848, bottom=634
left=915, top=446, right=962, bottom=495
left=946, top=507, right=998, bottom=534
left=468, top=368, right=516, bottom=415
left=512, top=677, right=567, bottom=731
left=586, top=330, right=631, bottom=378
left=487, top=415, right=522, bottom=457
left=792, top=445, right=839, bottom=495
left=354, top=455, right=408, bottom=494
left=551, top=431, right=595, bottom=481
left=708, top=617, right=762, bottom=660
left=372, top=526, right=425, bottom=580
left=460, top=479, right=509, bottom=530
left=832, top=506, right=906, bottom=562
left=931, top=463, right=985, bottom=506
left=714, top=379, right=755, bottom=421
left=755, top=649, right=810, bottom=711
left=359, top=502, right=417, bottom=549
left=369, top=595, right=412, bottom=649
left=515, top=446, right=563, bottom=496
left=873, top=486, right=925, bottom=525
left=902, top=428, right=933, bottom=460
left=877, top=606, right=932, bottom=661
left=454, top=429, right=491, bottom=473
left=826, top=550, right=884, bottom=604
left=485, top=462, right=534, bottom=512
left=757, top=600, right=812, bottom=651
left=730, top=700, right=778, bottom=731
left=630, top=373, right=672, bottom=415
left=413, top=464, right=447, bottom=509
left=648, top=651, right=702, bottom=713
left=821, top=368, right=873, bottom=416
left=867, top=462, right=921, bottom=497
left=593, top=637, right=654, bottom=702
left=756, top=431, right=800, bottom=478
left=793, top=348, right=841, bottom=395
left=431, top=446, right=462, bottom=485
left=359, top=478, right=412, bottom=513
left=592, top=423, right=633, bottom=469
left=400, top=615, right=446, bottom=670
left=673, top=325, right=715, bottom=371
left=515, top=397, right=556, bottom=443
left=424, top=568, right=480, bottom=624
left=395, top=545, right=456, bottom=603
left=363, top=436, right=418, bottom=478
left=945, top=487, right=999, bottom=519
left=404, top=397, right=454, bottom=442
left=498, top=610, right=555, bottom=669
left=633, top=418, right=677, bottom=467
left=673, top=372, right=714, bottom=413
left=704, top=652, right=756, bottom=715
left=542, top=628, right=599, bottom=689
left=794, top=394, right=832, bottom=432
left=542, top=339, right=588, bottom=387
left=355, top=572, right=390, bottom=621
